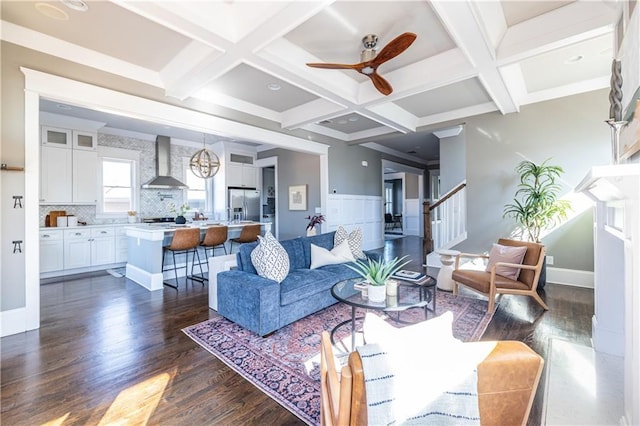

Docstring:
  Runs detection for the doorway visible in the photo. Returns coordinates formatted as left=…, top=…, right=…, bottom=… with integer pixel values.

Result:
left=256, top=157, right=278, bottom=239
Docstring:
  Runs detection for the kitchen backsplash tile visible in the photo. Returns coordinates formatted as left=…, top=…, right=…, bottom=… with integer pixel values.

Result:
left=40, top=133, right=199, bottom=226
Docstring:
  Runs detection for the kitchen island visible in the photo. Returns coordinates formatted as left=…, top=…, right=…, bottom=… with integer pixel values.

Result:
left=125, top=221, right=271, bottom=291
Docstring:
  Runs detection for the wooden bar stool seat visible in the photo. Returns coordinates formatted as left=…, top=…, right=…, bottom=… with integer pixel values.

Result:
left=162, top=228, right=202, bottom=289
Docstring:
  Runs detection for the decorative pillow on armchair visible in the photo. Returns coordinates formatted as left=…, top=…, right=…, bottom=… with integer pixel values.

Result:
left=334, top=225, right=366, bottom=259
left=250, top=231, right=290, bottom=283
left=485, top=243, right=527, bottom=280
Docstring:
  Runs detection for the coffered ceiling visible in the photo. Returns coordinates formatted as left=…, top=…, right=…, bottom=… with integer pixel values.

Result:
left=1, top=1, right=619, bottom=162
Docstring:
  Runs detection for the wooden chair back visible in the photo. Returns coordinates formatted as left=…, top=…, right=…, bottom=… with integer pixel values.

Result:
left=202, top=226, right=228, bottom=247
left=166, top=228, right=200, bottom=251
left=497, top=238, right=544, bottom=289
left=236, top=224, right=261, bottom=243
left=320, top=331, right=367, bottom=426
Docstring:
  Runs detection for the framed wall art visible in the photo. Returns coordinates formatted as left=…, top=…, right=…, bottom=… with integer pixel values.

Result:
left=288, top=185, right=307, bottom=211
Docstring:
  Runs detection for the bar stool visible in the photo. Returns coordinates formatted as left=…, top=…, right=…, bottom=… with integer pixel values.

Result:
left=162, top=228, right=202, bottom=289
left=190, top=225, right=228, bottom=280
left=229, top=224, right=261, bottom=253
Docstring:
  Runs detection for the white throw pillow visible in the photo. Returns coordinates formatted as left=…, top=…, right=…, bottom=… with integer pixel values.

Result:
left=334, top=226, right=366, bottom=259
left=310, top=240, right=355, bottom=269
left=250, top=231, right=290, bottom=283
left=363, top=311, right=459, bottom=349
left=485, top=243, right=527, bottom=280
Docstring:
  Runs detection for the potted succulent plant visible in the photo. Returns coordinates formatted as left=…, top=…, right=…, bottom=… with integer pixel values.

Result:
left=503, top=159, right=571, bottom=288
left=346, top=256, right=410, bottom=302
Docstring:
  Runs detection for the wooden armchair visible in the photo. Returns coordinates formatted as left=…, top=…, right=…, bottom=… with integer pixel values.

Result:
left=319, top=330, right=544, bottom=426
left=451, top=238, right=548, bottom=313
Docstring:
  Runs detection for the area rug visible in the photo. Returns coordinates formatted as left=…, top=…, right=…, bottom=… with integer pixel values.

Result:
left=182, top=291, right=495, bottom=425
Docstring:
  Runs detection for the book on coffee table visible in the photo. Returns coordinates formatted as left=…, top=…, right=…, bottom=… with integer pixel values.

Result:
left=392, top=270, right=428, bottom=282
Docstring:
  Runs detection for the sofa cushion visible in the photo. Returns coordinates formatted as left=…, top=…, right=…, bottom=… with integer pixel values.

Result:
left=310, top=240, right=355, bottom=269
left=335, top=226, right=366, bottom=259
left=317, top=262, right=362, bottom=281
left=280, top=269, right=338, bottom=306
left=300, top=231, right=336, bottom=268
left=237, top=236, right=306, bottom=273
left=250, top=232, right=290, bottom=283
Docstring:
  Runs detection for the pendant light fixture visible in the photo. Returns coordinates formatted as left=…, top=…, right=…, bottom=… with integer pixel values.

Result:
left=190, top=134, right=220, bottom=179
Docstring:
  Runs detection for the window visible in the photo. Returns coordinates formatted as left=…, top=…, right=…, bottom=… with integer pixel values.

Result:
left=183, top=158, right=210, bottom=213
left=97, top=147, right=139, bottom=217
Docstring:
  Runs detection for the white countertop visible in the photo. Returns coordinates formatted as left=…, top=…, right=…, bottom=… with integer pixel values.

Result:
left=41, top=220, right=270, bottom=231
left=124, top=221, right=272, bottom=241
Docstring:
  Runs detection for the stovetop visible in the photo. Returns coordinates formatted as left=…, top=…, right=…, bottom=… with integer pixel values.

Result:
left=142, top=217, right=175, bottom=223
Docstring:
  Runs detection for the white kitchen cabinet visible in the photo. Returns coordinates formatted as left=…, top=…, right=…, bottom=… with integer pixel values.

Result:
left=40, top=145, right=97, bottom=205
left=73, top=149, right=98, bottom=203
left=91, top=227, right=115, bottom=266
left=40, top=230, right=64, bottom=273
left=227, top=163, right=257, bottom=188
left=72, top=130, right=97, bottom=151
left=41, top=126, right=72, bottom=148
left=64, top=229, right=92, bottom=269
left=41, top=146, right=73, bottom=203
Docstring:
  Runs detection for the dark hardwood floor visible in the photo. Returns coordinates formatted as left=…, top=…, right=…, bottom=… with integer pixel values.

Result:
left=1, top=236, right=593, bottom=425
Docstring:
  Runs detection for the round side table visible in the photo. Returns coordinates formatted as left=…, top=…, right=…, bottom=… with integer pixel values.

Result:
left=436, top=249, right=461, bottom=291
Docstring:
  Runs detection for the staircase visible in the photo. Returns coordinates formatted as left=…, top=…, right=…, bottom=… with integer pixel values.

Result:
left=423, top=181, right=467, bottom=270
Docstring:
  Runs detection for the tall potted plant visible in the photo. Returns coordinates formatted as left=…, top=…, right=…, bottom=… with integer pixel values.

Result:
left=503, top=159, right=571, bottom=288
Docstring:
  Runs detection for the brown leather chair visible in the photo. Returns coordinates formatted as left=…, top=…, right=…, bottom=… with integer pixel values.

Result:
left=452, top=238, right=548, bottom=313
left=201, top=225, right=228, bottom=256
left=229, top=224, right=261, bottom=253
left=319, top=331, right=543, bottom=426
left=162, top=228, right=202, bottom=289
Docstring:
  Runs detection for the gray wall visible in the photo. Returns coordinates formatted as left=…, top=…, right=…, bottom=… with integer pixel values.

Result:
left=258, top=149, right=321, bottom=241
left=439, top=132, right=466, bottom=194
left=325, top=140, right=383, bottom=196
left=455, top=89, right=610, bottom=271
left=405, top=174, right=419, bottom=198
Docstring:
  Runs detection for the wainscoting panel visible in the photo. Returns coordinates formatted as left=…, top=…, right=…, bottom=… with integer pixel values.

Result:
left=326, top=194, right=384, bottom=250
left=404, top=198, right=421, bottom=236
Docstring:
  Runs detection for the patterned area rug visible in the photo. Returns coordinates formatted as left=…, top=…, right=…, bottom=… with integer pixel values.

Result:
left=182, top=290, right=495, bottom=425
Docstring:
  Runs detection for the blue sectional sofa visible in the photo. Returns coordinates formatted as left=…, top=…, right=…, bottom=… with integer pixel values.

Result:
left=217, top=231, right=378, bottom=336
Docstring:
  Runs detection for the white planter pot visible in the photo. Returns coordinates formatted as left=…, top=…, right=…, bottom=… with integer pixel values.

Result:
left=306, top=228, right=317, bottom=236
left=368, top=284, right=386, bottom=303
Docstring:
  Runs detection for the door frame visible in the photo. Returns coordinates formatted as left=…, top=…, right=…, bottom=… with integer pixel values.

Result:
left=255, top=157, right=278, bottom=240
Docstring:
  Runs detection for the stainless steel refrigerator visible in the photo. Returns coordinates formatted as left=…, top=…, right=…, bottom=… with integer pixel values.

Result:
left=228, top=188, right=261, bottom=222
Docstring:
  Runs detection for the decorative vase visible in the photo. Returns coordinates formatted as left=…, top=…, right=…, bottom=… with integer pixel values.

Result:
left=175, top=215, right=187, bottom=225
left=128, top=216, right=137, bottom=223
left=306, top=227, right=317, bottom=237
left=386, top=279, right=398, bottom=297
left=368, top=284, right=386, bottom=303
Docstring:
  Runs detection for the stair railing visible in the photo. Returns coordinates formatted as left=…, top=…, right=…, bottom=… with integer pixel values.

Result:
left=423, top=181, right=467, bottom=253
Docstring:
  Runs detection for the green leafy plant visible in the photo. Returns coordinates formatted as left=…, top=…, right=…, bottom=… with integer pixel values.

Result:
left=503, top=159, right=571, bottom=243
left=346, top=255, right=411, bottom=286
left=168, top=202, right=190, bottom=216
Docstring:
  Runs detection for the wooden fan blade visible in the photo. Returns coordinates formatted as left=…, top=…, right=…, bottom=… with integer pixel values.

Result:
left=369, top=72, right=393, bottom=96
left=372, top=32, right=417, bottom=67
left=306, top=62, right=360, bottom=70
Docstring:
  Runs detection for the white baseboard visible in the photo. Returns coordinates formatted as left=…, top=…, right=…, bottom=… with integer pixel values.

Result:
left=1, top=307, right=31, bottom=337
left=547, top=267, right=594, bottom=288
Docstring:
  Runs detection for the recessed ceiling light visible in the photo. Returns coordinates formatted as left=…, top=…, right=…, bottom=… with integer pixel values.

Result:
left=565, top=55, right=584, bottom=64
left=56, top=104, right=72, bottom=110
left=35, top=3, right=69, bottom=20
left=348, top=116, right=359, bottom=122
left=267, top=83, right=281, bottom=91
left=61, top=0, right=89, bottom=11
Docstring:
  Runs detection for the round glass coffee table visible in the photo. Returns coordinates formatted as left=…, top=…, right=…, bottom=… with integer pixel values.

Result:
left=330, top=275, right=437, bottom=351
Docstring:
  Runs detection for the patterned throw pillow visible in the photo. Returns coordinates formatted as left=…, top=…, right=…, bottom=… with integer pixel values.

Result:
left=334, top=225, right=366, bottom=259
left=250, top=231, right=290, bottom=283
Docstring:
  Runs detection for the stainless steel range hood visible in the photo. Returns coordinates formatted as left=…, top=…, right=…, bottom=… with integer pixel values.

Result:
left=142, top=136, right=188, bottom=189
